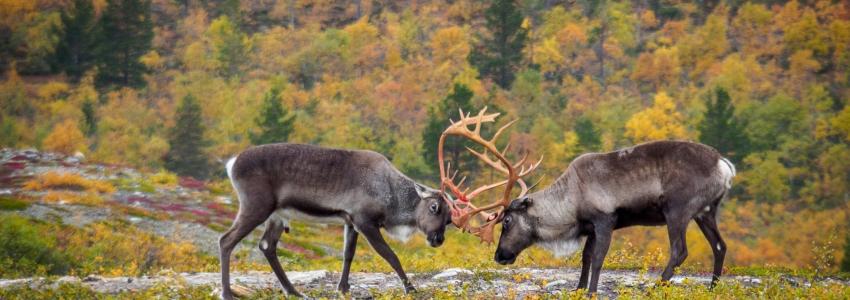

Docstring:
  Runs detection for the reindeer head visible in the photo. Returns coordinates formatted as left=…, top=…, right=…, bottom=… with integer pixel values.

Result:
left=413, top=183, right=452, bottom=247
left=437, top=108, right=542, bottom=244
left=494, top=196, right=538, bottom=264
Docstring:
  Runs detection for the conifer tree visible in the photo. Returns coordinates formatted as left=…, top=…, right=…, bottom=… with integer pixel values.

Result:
left=250, top=86, right=295, bottom=145
left=470, top=0, right=528, bottom=89
left=56, top=0, right=96, bottom=79
left=422, top=83, right=476, bottom=177
left=80, top=99, right=97, bottom=137
left=574, top=116, right=601, bottom=152
left=698, top=87, right=749, bottom=161
left=164, top=94, right=209, bottom=179
left=94, top=0, right=153, bottom=87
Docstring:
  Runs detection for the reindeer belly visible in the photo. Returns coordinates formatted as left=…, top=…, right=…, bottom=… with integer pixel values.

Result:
left=271, top=208, right=347, bottom=225
left=614, top=201, right=666, bottom=228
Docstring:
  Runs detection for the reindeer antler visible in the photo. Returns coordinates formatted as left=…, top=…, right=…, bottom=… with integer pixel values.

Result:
left=437, top=107, right=542, bottom=243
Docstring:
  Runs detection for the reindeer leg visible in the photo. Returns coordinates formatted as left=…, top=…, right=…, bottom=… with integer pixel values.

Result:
left=695, top=207, right=725, bottom=288
left=219, top=212, right=271, bottom=300
left=260, top=219, right=302, bottom=297
left=356, top=223, right=415, bottom=293
left=576, top=232, right=595, bottom=291
left=220, top=183, right=276, bottom=300
left=338, top=223, right=359, bottom=293
left=660, top=214, right=690, bottom=281
left=587, top=216, right=615, bottom=294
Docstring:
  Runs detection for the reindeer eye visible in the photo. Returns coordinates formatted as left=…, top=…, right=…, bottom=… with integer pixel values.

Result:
left=503, top=215, right=512, bottom=228
left=429, top=202, right=439, bottom=214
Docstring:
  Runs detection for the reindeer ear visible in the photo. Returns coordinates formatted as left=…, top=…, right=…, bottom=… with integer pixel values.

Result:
left=414, top=183, right=433, bottom=199
left=509, top=197, right=532, bottom=210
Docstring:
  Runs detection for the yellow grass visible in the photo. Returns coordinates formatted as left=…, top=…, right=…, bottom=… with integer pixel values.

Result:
left=23, top=172, right=116, bottom=194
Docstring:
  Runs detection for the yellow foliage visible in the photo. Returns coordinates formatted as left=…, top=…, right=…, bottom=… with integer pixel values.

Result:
left=63, top=222, right=209, bottom=276
left=831, top=105, right=850, bottom=141
left=624, top=92, right=690, bottom=143
left=24, top=172, right=116, bottom=194
left=140, top=50, right=164, bottom=70
left=149, top=170, right=179, bottom=187
left=42, top=119, right=87, bottom=155
left=639, top=9, right=658, bottom=29
left=430, top=26, right=470, bottom=66
left=42, top=191, right=104, bottom=206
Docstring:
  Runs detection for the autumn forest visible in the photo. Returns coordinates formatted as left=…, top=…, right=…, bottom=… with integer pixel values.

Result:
left=2, top=0, right=850, bottom=293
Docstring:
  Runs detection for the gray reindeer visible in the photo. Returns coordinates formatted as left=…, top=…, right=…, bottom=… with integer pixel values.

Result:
left=219, top=143, right=455, bottom=299
left=492, top=140, right=736, bottom=293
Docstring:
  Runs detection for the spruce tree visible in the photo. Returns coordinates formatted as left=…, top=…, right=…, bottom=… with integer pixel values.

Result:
left=164, top=95, right=209, bottom=179
left=470, top=0, right=528, bottom=89
left=250, top=86, right=295, bottom=145
left=56, top=0, right=97, bottom=79
left=422, top=83, right=476, bottom=177
left=574, top=116, right=601, bottom=152
left=80, top=99, right=97, bottom=137
left=698, top=87, right=749, bottom=162
left=94, top=0, right=153, bottom=87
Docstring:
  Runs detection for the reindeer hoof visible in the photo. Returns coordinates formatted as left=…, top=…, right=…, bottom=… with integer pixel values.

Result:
left=404, top=285, right=417, bottom=294
left=337, top=282, right=350, bottom=293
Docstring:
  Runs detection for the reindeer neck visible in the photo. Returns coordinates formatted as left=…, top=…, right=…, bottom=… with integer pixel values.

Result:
left=529, top=171, right=579, bottom=231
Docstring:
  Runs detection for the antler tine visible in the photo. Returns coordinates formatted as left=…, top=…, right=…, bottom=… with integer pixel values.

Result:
left=501, top=142, right=511, bottom=156
left=519, top=156, right=544, bottom=177
left=457, top=175, right=467, bottom=188
left=466, top=147, right=508, bottom=174
left=473, top=107, right=489, bottom=134
left=512, top=152, right=529, bottom=169
left=490, top=119, right=517, bottom=144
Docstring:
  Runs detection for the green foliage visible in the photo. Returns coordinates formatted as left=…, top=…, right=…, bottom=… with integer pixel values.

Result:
left=698, top=87, right=749, bottom=161
left=80, top=99, right=97, bottom=137
left=94, top=0, right=153, bottom=87
left=207, top=16, right=247, bottom=77
left=574, top=116, right=601, bottom=152
left=165, top=94, right=210, bottom=179
left=421, top=83, right=476, bottom=178
left=56, top=0, right=97, bottom=79
left=250, top=85, right=295, bottom=145
left=0, top=215, right=71, bottom=277
left=0, top=115, right=20, bottom=147
left=742, top=94, right=806, bottom=153
left=843, top=228, right=850, bottom=272
left=0, top=196, right=29, bottom=211
left=470, top=0, right=528, bottom=88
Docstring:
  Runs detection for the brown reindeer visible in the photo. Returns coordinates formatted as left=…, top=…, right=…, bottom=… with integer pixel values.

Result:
left=493, top=140, right=736, bottom=293
left=219, top=143, right=455, bottom=299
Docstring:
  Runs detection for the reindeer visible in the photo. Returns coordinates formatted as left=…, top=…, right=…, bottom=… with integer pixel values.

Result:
left=219, top=143, right=456, bottom=299
left=492, top=140, right=736, bottom=293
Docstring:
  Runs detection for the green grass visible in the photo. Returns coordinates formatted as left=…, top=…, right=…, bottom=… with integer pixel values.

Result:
left=0, top=196, right=30, bottom=211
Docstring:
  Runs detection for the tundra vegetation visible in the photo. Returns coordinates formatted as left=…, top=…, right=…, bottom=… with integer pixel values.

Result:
left=1, top=0, right=850, bottom=298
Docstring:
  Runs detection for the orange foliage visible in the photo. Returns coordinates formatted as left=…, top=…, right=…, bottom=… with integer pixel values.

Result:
left=42, top=119, right=87, bottom=155
left=24, top=172, right=116, bottom=194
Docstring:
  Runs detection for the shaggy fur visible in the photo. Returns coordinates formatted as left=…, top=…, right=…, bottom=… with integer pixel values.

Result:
left=495, top=140, right=735, bottom=293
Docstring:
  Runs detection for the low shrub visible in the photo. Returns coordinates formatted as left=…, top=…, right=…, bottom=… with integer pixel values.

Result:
left=0, top=215, right=71, bottom=277
left=149, top=170, right=178, bottom=187
left=0, top=196, right=30, bottom=210
left=23, top=172, right=116, bottom=194
left=41, top=191, right=104, bottom=206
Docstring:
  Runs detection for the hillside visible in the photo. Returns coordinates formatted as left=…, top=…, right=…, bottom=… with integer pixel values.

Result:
left=2, top=0, right=850, bottom=297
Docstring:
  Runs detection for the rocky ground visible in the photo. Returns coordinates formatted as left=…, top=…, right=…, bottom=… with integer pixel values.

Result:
left=2, top=149, right=849, bottom=299
left=0, top=267, right=794, bottom=299
left=0, top=148, right=267, bottom=261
